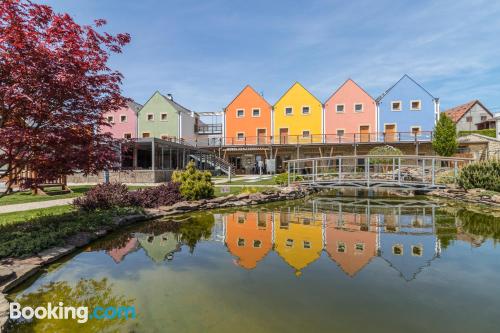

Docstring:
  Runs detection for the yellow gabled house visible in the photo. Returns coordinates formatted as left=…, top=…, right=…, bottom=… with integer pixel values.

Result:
left=273, top=82, right=323, bottom=144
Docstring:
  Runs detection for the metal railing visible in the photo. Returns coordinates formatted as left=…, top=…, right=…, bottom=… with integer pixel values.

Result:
left=285, top=155, right=473, bottom=190
left=184, top=131, right=433, bottom=147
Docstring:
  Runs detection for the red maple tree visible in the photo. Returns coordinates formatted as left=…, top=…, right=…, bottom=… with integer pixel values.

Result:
left=0, top=0, right=130, bottom=193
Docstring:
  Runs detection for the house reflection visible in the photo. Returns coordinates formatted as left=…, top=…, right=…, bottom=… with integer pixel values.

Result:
left=225, top=211, right=273, bottom=269
left=135, top=232, right=181, bottom=264
left=107, top=237, right=139, bottom=264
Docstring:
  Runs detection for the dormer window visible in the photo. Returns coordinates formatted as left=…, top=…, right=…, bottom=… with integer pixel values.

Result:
left=336, top=104, right=345, bottom=113
left=237, top=109, right=245, bottom=118
left=410, top=100, right=421, bottom=111
left=302, top=106, right=310, bottom=115
left=391, top=101, right=402, bottom=111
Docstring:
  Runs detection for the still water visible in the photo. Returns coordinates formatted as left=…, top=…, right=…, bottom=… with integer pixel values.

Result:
left=7, top=197, right=500, bottom=333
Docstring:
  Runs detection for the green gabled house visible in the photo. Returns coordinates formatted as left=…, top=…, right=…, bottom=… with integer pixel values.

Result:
left=138, top=91, right=199, bottom=141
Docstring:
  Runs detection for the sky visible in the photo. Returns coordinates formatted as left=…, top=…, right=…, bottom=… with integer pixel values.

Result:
left=37, top=0, right=500, bottom=113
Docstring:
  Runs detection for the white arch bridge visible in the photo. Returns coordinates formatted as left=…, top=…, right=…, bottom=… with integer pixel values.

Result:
left=285, top=155, right=473, bottom=191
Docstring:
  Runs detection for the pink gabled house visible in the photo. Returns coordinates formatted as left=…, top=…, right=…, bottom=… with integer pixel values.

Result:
left=324, top=79, right=376, bottom=142
left=102, top=100, right=142, bottom=139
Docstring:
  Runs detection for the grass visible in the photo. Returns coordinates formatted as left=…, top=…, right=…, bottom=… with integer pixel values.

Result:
left=218, top=177, right=277, bottom=186
left=214, top=186, right=276, bottom=197
left=0, top=205, right=143, bottom=259
left=0, top=185, right=152, bottom=206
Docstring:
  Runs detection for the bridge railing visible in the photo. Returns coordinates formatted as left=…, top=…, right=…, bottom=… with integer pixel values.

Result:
left=285, top=155, right=473, bottom=189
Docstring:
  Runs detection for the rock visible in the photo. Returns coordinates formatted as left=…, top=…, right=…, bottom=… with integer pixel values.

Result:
left=37, top=246, right=75, bottom=265
left=0, top=267, right=15, bottom=285
left=492, top=195, right=500, bottom=204
left=209, top=196, right=229, bottom=204
left=65, top=232, right=97, bottom=248
left=0, top=293, right=9, bottom=332
left=169, top=201, right=200, bottom=211
left=1, top=263, right=41, bottom=293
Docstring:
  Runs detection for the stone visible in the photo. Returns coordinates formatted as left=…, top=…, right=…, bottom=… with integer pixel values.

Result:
left=169, top=201, right=200, bottom=211
left=1, top=264, right=40, bottom=293
left=65, top=232, right=97, bottom=248
left=0, top=293, right=8, bottom=332
left=235, top=193, right=250, bottom=200
left=0, top=267, right=15, bottom=285
left=37, top=246, right=75, bottom=265
left=492, top=195, right=500, bottom=204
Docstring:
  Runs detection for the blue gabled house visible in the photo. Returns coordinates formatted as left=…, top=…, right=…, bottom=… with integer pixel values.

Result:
left=376, top=75, right=439, bottom=141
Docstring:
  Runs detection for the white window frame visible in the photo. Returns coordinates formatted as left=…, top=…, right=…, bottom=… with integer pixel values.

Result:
left=285, top=238, right=294, bottom=248
left=142, top=132, right=151, bottom=138
left=411, top=245, right=423, bottom=257
left=335, top=104, right=345, bottom=113
left=236, top=109, right=245, bottom=118
left=236, top=132, right=245, bottom=140
left=123, top=133, right=132, bottom=139
left=391, top=101, right=402, bottom=111
left=410, top=100, right=422, bottom=111
left=251, top=108, right=261, bottom=117
left=301, top=105, right=310, bottom=115
left=336, top=129, right=345, bottom=137
left=337, top=241, right=346, bottom=253
left=253, top=240, right=262, bottom=248
left=392, top=244, right=404, bottom=256
left=285, top=106, right=293, bottom=116
left=146, top=113, right=154, bottom=121
left=120, top=115, right=127, bottom=123
left=354, top=103, right=364, bottom=113
left=303, top=240, right=311, bottom=249
left=107, top=115, right=115, bottom=123
left=237, top=238, right=245, bottom=247
left=410, top=126, right=421, bottom=135
left=160, top=113, right=168, bottom=121
left=354, top=243, right=365, bottom=252
left=302, top=130, right=311, bottom=138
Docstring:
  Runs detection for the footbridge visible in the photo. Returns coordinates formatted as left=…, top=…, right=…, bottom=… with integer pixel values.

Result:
left=286, top=155, right=473, bottom=191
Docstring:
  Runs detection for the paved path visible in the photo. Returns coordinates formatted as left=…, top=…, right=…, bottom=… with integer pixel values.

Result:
left=0, top=198, right=75, bottom=214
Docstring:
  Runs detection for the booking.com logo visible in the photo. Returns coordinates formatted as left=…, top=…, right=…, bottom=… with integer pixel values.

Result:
left=10, top=302, right=136, bottom=324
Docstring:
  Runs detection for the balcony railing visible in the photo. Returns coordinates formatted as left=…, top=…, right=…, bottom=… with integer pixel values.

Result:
left=184, top=131, right=433, bottom=147
left=195, top=124, right=223, bottom=135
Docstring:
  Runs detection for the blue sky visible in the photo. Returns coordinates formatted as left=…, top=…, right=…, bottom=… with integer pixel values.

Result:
left=38, top=0, right=500, bottom=113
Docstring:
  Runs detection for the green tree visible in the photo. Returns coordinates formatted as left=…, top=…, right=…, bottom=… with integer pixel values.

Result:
left=171, top=161, right=214, bottom=200
left=432, top=114, right=458, bottom=156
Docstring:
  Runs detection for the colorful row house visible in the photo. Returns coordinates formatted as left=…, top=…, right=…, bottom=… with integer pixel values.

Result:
left=103, top=100, right=143, bottom=139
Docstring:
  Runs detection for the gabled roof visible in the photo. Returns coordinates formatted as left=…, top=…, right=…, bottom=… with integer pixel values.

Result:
left=376, top=74, right=436, bottom=103
left=443, top=100, right=493, bottom=123
left=225, top=85, right=271, bottom=110
left=274, top=82, right=321, bottom=106
left=325, top=78, right=375, bottom=104
left=127, top=100, right=143, bottom=114
left=140, top=91, right=196, bottom=116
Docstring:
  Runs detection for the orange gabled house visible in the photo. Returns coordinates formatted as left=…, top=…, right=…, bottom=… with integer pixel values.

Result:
left=224, top=85, right=272, bottom=145
left=225, top=211, right=273, bottom=269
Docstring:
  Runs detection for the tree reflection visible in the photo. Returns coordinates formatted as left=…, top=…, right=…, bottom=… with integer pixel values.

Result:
left=179, top=214, right=215, bottom=253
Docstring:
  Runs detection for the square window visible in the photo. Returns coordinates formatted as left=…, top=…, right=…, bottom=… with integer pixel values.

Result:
left=252, top=109, right=260, bottom=117
left=337, top=129, right=345, bottom=137
left=285, top=107, right=293, bottom=115
left=337, top=242, right=346, bottom=253
left=466, top=116, right=473, bottom=122
left=481, top=115, right=487, bottom=121
left=302, top=217, right=311, bottom=225
left=391, top=101, right=402, bottom=111
left=412, top=245, right=423, bottom=256
left=147, top=114, right=154, bottom=121
left=410, top=100, right=421, bottom=110
left=237, top=238, right=245, bottom=247
left=303, top=241, right=311, bottom=249
left=392, top=244, right=403, bottom=256
left=253, top=240, right=262, bottom=248
left=411, top=127, right=421, bottom=135
left=120, top=115, right=127, bottom=123
left=355, top=243, right=365, bottom=252
left=336, top=104, right=345, bottom=113
left=237, top=109, right=245, bottom=118
left=238, top=215, right=245, bottom=224
left=285, top=238, right=294, bottom=248
left=302, top=130, right=310, bottom=138
left=237, top=132, right=245, bottom=140
left=302, top=106, right=310, bottom=115
left=123, top=133, right=132, bottom=139
left=107, top=116, right=114, bottom=123
left=161, top=113, right=167, bottom=121
left=354, top=104, right=363, bottom=112
left=142, top=132, right=150, bottom=138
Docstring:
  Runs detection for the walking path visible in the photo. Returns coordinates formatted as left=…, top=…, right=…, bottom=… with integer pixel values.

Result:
left=0, top=198, right=74, bottom=214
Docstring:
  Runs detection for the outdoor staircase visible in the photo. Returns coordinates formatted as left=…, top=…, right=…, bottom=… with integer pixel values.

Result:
left=188, top=154, right=236, bottom=176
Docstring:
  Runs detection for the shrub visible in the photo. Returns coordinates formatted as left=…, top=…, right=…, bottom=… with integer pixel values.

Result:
left=74, top=183, right=130, bottom=211
left=171, top=161, right=214, bottom=200
left=457, top=159, right=500, bottom=191
left=274, top=172, right=303, bottom=186
left=368, top=145, right=403, bottom=164
left=458, top=129, right=496, bottom=138
left=433, top=114, right=458, bottom=156
left=128, top=183, right=182, bottom=208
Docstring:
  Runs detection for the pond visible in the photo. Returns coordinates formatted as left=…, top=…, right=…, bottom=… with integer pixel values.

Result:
left=6, top=197, right=500, bottom=333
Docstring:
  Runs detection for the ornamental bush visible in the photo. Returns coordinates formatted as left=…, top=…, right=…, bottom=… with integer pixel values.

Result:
left=274, top=172, right=303, bottom=186
left=74, top=183, right=131, bottom=211
left=368, top=145, right=403, bottom=164
left=128, top=183, right=182, bottom=208
left=171, top=161, right=214, bottom=200
left=433, top=114, right=458, bottom=156
left=457, top=159, right=500, bottom=192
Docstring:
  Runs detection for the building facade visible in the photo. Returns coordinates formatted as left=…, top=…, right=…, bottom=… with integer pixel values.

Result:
left=224, top=85, right=272, bottom=145
left=273, top=82, right=323, bottom=144
left=377, top=75, right=439, bottom=141
left=102, top=100, right=142, bottom=139
left=138, top=91, right=198, bottom=141
left=443, top=100, right=495, bottom=132
left=324, top=79, right=376, bottom=143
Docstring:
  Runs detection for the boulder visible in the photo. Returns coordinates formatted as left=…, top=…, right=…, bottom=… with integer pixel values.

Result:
left=0, top=267, right=14, bottom=285
left=37, top=246, right=75, bottom=265
left=0, top=293, right=9, bottom=332
left=1, top=263, right=41, bottom=293
left=65, top=232, right=97, bottom=248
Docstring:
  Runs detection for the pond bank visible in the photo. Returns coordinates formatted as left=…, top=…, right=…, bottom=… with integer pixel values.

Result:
left=0, top=186, right=318, bottom=330
left=428, top=187, right=500, bottom=208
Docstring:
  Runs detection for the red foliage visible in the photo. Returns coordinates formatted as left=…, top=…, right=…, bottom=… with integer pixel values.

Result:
left=0, top=0, right=131, bottom=191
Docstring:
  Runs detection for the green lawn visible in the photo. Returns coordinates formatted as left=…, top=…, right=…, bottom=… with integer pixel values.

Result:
left=0, top=205, right=75, bottom=226
left=214, top=186, right=276, bottom=197
left=218, top=177, right=277, bottom=186
left=0, top=185, right=151, bottom=206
